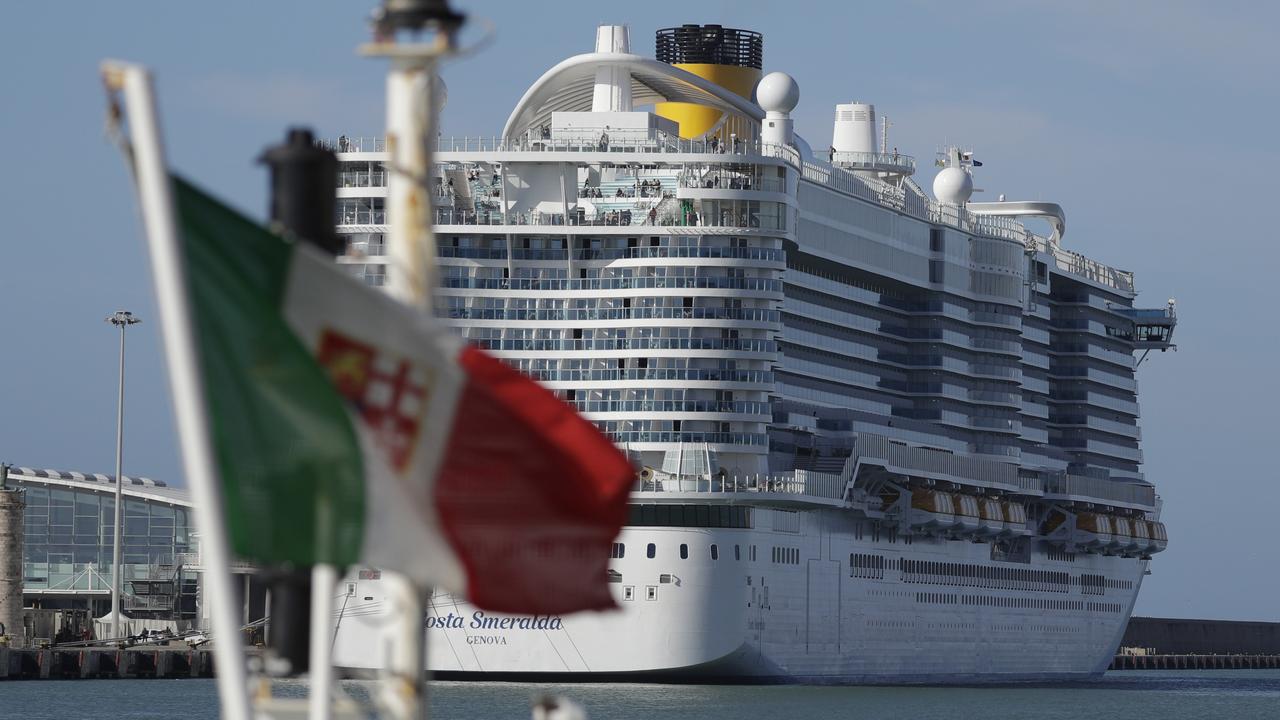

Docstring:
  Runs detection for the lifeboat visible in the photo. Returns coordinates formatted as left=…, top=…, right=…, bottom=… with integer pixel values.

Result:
left=1148, top=521, right=1169, bottom=553
left=1074, top=512, right=1113, bottom=550
left=904, top=489, right=957, bottom=531
left=977, top=498, right=1005, bottom=537
left=952, top=494, right=982, bottom=535
left=1131, top=519, right=1162, bottom=555
left=1108, top=516, right=1137, bottom=554
left=1002, top=500, right=1030, bottom=536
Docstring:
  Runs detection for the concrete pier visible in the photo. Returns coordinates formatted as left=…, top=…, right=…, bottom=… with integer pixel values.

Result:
left=0, top=646, right=217, bottom=680
left=1111, top=653, right=1280, bottom=670
left=0, top=470, right=26, bottom=648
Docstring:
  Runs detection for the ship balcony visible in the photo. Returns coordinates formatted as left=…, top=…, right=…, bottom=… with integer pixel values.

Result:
left=831, top=150, right=916, bottom=176
left=430, top=206, right=786, bottom=233
left=632, top=470, right=847, bottom=508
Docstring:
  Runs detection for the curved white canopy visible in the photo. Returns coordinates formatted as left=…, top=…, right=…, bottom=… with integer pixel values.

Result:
left=502, top=52, right=765, bottom=139
left=967, top=201, right=1067, bottom=242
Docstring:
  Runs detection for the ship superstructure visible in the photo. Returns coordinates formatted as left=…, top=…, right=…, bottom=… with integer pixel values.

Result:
left=328, top=23, right=1176, bottom=682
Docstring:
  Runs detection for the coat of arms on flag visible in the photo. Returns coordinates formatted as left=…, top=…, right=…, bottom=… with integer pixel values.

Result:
left=317, top=330, right=433, bottom=473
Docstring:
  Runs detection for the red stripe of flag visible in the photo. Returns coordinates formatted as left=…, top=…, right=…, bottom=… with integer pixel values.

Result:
left=433, top=346, right=634, bottom=614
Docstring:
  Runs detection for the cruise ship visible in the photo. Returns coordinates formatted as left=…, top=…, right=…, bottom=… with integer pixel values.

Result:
left=327, top=24, right=1177, bottom=683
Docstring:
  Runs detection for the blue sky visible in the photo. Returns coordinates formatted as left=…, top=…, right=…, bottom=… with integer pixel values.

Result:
left=1, top=1, right=1275, bottom=621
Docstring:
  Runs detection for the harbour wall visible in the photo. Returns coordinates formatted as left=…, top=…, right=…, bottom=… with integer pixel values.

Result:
left=1121, top=616, right=1280, bottom=655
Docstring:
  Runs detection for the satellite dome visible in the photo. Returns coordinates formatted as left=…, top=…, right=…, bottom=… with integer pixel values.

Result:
left=432, top=74, right=448, bottom=112
left=933, top=167, right=973, bottom=205
left=755, top=72, right=799, bottom=113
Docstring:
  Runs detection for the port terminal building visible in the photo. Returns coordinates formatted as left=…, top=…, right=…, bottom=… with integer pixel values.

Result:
left=2, top=466, right=261, bottom=637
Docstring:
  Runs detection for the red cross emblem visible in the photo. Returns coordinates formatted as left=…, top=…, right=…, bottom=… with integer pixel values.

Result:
left=316, top=330, right=431, bottom=473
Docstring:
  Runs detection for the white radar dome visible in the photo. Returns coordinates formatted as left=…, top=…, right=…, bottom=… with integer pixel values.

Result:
left=426, top=73, right=448, bottom=113
left=755, top=72, right=799, bottom=113
left=933, top=167, right=973, bottom=205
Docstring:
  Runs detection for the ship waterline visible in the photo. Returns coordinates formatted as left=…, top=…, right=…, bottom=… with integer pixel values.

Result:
left=329, top=22, right=1175, bottom=682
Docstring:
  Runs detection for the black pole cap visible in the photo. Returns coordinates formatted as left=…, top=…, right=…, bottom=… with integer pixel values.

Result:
left=259, top=128, right=342, bottom=257
left=374, top=0, right=466, bottom=37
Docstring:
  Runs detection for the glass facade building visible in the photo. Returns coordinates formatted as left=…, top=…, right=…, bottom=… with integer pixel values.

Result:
left=7, top=468, right=193, bottom=611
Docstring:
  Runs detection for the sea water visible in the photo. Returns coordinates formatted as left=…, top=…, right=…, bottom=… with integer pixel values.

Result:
left=2, top=671, right=1278, bottom=719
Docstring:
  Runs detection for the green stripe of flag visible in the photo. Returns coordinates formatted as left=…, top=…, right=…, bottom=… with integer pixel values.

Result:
left=174, top=175, right=364, bottom=565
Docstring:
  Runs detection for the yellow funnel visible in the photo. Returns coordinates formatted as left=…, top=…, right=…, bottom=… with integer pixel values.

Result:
left=654, top=25, right=763, bottom=139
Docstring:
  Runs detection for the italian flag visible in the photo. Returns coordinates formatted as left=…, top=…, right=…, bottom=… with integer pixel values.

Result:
left=174, top=176, right=632, bottom=614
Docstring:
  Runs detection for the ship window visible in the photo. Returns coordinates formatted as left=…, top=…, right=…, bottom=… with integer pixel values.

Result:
left=680, top=544, right=689, bottom=559
left=735, top=544, right=741, bottom=561
left=710, top=544, right=719, bottom=560
left=647, top=543, right=656, bottom=559
left=751, top=545, right=756, bottom=562
left=610, top=542, right=625, bottom=559
left=623, top=586, right=635, bottom=601
left=646, top=586, right=657, bottom=601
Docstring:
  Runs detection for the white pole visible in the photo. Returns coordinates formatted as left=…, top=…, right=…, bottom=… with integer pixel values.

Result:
left=104, top=61, right=252, bottom=720
left=109, top=321, right=125, bottom=639
left=379, top=55, right=437, bottom=720
left=308, top=563, right=337, bottom=720
left=364, top=35, right=452, bottom=720
left=385, top=62, right=438, bottom=311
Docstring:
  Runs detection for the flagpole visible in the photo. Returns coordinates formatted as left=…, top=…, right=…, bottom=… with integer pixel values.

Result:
left=363, top=4, right=466, bottom=718
left=102, top=61, right=251, bottom=720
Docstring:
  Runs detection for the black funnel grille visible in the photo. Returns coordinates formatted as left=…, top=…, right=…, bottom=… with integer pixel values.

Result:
left=655, top=25, right=762, bottom=69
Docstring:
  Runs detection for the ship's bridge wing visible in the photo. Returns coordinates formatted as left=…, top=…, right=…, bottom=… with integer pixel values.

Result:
left=502, top=52, right=765, bottom=139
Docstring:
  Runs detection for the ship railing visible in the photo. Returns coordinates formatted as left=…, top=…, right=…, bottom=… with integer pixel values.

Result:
left=322, top=131, right=805, bottom=161
left=633, top=470, right=845, bottom=501
left=337, top=170, right=387, bottom=188
left=320, top=137, right=386, bottom=153
left=522, top=367, right=775, bottom=384
left=831, top=150, right=917, bottom=174
left=799, top=157, right=1138, bottom=295
left=446, top=306, right=781, bottom=323
left=434, top=130, right=769, bottom=157
left=431, top=207, right=777, bottom=230
left=679, top=172, right=787, bottom=193
left=1053, top=246, right=1135, bottom=293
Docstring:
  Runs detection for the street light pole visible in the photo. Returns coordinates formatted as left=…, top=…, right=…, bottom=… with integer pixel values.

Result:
left=106, top=310, right=140, bottom=640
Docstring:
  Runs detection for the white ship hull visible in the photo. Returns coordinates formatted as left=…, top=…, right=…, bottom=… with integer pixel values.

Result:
left=333, top=515, right=1144, bottom=682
